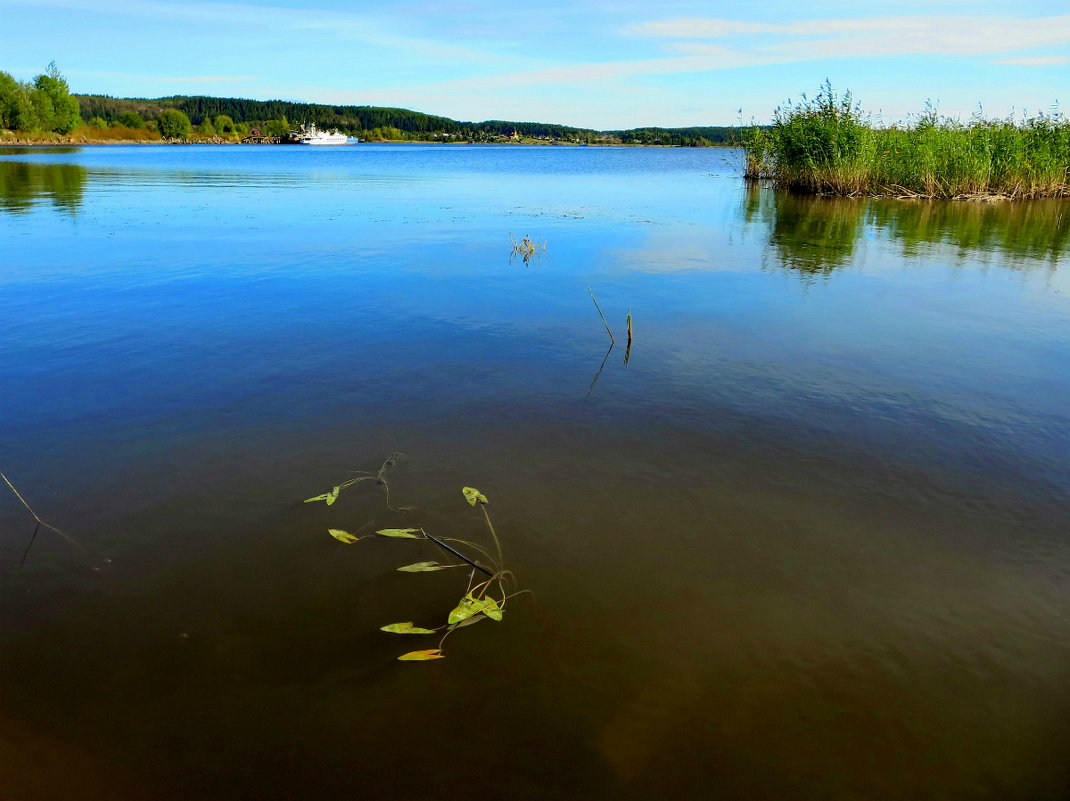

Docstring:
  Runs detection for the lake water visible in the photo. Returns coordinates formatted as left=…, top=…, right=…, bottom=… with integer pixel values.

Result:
left=1, top=144, right=1069, bottom=800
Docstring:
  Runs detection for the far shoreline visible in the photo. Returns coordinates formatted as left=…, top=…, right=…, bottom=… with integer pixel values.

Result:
left=1, top=136, right=732, bottom=149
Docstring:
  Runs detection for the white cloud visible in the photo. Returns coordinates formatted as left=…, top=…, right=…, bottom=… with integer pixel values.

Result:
left=993, top=56, right=1070, bottom=66
left=626, top=14, right=1070, bottom=58
left=0, top=0, right=503, bottom=64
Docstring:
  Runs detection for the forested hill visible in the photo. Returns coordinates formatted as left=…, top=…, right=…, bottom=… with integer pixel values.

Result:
left=74, top=93, right=739, bottom=145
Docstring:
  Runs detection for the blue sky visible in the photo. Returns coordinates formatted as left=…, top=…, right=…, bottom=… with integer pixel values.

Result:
left=1, top=0, right=1067, bottom=128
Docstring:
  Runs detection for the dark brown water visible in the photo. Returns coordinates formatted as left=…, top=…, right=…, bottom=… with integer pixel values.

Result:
left=1, top=146, right=1068, bottom=800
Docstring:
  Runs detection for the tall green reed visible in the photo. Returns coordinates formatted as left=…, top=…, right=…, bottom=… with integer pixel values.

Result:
left=745, top=83, right=1070, bottom=198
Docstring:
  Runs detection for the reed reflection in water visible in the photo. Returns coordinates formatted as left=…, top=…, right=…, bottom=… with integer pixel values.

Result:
left=744, top=183, right=1070, bottom=277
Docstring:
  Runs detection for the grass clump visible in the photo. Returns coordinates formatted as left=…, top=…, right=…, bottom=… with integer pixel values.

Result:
left=744, top=81, right=1070, bottom=199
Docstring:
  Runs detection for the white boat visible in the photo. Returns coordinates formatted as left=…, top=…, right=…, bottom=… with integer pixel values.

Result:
left=292, top=123, right=349, bottom=145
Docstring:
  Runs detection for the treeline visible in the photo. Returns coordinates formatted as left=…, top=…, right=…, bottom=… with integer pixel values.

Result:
left=76, top=93, right=468, bottom=139
left=614, top=126, right=740, bottom=146
left=74, top=93, right=605, bottom=141
left=0, top=63, right=80, bottom=135
left=2, top=64, right=743, bottom=146
left=72, top=91, right=741, bottom=145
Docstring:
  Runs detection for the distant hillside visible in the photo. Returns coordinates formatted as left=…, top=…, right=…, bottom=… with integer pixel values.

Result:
left=74, top=93, right=740, bottom=146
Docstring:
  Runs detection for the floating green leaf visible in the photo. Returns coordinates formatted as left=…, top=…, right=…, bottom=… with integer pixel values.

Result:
left=397, top=561, right=449, bottom=572
left=398, top=649, right=444, bottom=661
left=450, top=614, right=487, bottom=630
left=462, top=487, right=488, bottom=507
left=375, top=528, right=423, bottom=539
left=448, top=594, right=480, bottom=625
left=447, top=593, right=502, bottom=624
left=380, top=622, right=437, bottom=635
left=328, top=528, right=359, bottom=544
left=305, top=486, right=342, bottom=505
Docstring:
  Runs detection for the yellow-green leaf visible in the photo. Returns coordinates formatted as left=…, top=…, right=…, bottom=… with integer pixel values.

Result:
left=328, top=528, right=359, bottom=544
left=398, top=649, right=444, bottom=661
left=450, top=614, right=487, bottom=630
left=380, top=622, right=436, bottom=634
left=304, top=492, right=331, bottom=503
left=325, top=486, right=340, bottom=506
left=462, top=487, right=488, bottom=506
left=448, top=594, right=480, bottom=625
left=397, top=561, right=448, bottom=572
left=447, top=593, right=502, bottom=624
left=376, top=528, right=423, bottom=539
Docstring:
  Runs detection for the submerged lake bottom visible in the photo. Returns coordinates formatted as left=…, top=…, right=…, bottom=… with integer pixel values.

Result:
left=1, top=144, right=1069, bottom=800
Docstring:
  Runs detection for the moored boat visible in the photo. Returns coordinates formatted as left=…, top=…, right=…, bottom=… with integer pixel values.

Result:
left=291, top=123, right=350, bottom=145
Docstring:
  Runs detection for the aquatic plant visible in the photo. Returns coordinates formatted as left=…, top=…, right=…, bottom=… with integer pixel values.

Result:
left=744, top=81, right=1070, bottom=198
left=305, top=458, right=526, bottom=662
left=509, top=233, right=546, bottom=264
left=303, top=451, right=412, bottom=512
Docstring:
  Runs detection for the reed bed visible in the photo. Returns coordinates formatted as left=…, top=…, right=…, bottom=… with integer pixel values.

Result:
left=745, top=83, right=1070, bottom=199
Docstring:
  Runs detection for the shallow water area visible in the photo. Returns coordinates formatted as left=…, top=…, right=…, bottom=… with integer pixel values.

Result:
left=2, top=144, right=1069, bottom=800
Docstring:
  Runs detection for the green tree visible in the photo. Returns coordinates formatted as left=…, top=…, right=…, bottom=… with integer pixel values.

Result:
left=213, top=114, right=235, bottom=134
left=88, top=115, right=107, bottom=129
left=157, top=108, right=191, bottom=139
left=33, top=62, right=79, bottom=134
left=263, top=116, right=289, bottom=137
left=30, top=89, right=54, bottom=131
left=0, top=71, right=37, bottom=130
left=117, top=110, right=144, bottom=128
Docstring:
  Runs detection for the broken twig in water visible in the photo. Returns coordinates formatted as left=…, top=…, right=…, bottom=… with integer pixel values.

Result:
left=586, top=343, right=614, bottom=399
left=588, top=286, right=615, bottom=344
left=422, top=528, right=494, bottom=577
left=2, top=472, right=89, bottom=564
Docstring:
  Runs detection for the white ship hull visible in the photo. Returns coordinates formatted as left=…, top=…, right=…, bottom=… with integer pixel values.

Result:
left=292, top=124, right=350, bottom=145
left=299, top=134, right=348, bottom=145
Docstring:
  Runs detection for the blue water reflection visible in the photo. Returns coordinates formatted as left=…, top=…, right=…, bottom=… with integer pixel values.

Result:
left=1, top=144, right=1068, bottom=801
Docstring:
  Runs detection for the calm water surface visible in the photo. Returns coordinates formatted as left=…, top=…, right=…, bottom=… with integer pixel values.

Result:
left=1, top=145, right=1069, bottom=800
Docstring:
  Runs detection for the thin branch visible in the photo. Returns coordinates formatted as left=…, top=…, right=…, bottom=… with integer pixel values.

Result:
left=20, top=521, right=40, bottom=568
left=2, top=472, right=88, bottom=556
left=585, top=343, right=613, bottom=399
left=480, top=503, right=504, bottom=568
left=588, top=286, right=615, bottom=344
left=422, top=529, right=493, bottom=576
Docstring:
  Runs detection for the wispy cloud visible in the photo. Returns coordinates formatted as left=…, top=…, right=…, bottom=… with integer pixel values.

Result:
left=626, top=14, right=1070, bottom=58
left=0, top=0, right=504, bottom=64
left=367, top=13, right=1070, bottom=99
left=993, top=55, right=1070, bottom=66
